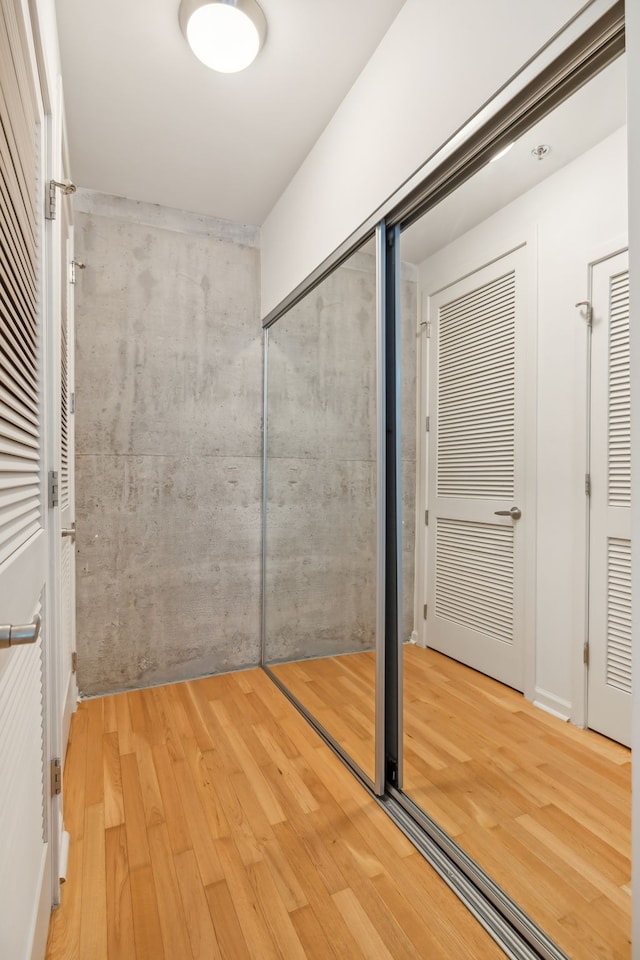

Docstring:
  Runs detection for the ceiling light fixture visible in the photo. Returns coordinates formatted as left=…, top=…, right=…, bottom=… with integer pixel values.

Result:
left=179, top=0, right=267, bottom=74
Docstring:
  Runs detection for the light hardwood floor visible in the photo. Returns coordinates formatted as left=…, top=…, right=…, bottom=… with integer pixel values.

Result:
left=271, top=646, right=632, bottom=960
left=46, top=666, right=506, bottom=960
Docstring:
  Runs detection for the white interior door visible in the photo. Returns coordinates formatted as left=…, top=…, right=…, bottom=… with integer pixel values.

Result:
left=426, top=247, right=528, bottom=690
left=587, top=249, right=631, bottom=746
left=0, top=0, right=53, bottom=955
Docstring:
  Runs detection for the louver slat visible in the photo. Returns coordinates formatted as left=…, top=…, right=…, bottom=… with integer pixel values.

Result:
left=608, top=271, right=630, bottom=507
left=435, top=518, right=514, bottom=644
left=0, top=0, right=41, bottom=563
left=437, top=272, right=515, bottom=499
left=606, top=539, right=632, bottom=694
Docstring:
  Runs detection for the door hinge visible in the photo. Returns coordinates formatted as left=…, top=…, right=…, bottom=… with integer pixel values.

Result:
left=70, top=392, right=75, bottom=414
left=575, top=300, right=593, bottom=329
left=48, top=469, right=59, bottom=508
left=425, top=416, right=430, bottom=433
left=51, top=757, right=62, bottom=796
left=585, top=473, right=591, bottom=497
left=425, top=510, right=429, bottom=526
left=46, top=180, right=57, bottom=220
left=583, top=643, right=590, bottom=667
left=71, top=651, right=77, bottom=674
left=46, top=179, right=76, bottom=221
left=425, top=321, right=431, bottom=338
left=423, top=604, right=428, bottom=620
left=70, top=259, right=85, bottom=284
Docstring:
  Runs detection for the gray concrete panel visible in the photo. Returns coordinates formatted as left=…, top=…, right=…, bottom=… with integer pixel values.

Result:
left=265, top=457, right=377, bottom=662
left=264, top=247, right=417, bottom=664
left=75, top=453, right=261, bottom=695
left=76, top=209, right=261, bottom=459
left=74, top=196, right=262, bottom=694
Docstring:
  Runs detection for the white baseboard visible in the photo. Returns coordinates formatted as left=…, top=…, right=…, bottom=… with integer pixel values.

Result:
left=533, top=687, right=571, bottom=722
left=411, top=629, right=429, bottom=648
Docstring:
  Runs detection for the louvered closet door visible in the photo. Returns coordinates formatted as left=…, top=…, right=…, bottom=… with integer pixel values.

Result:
left=588, top=250, right=631, bottom=746
left=426, top=248, right=527, bottom=690
left=0, top=0, right=52, bottom=957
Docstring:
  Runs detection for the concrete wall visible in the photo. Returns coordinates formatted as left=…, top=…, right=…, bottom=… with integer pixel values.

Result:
left=264, top=247, right=417, bottom=663
left=73, top=191, right=262, bottom=695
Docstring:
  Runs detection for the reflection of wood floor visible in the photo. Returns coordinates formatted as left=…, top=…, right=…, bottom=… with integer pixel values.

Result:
left=46, top=667, right=504, bottom=959
left=272, top=646, right=632, bottom=960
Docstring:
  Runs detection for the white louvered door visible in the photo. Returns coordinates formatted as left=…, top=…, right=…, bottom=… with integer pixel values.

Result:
left=426, top=248, right=527, bottom=690
left=0, top=0, right=53, bottom=956
left=587, top=250, right=631, bottom=746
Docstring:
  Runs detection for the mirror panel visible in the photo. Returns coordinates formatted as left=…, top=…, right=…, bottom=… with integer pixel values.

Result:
left=263, top=239, right=380, bottom=782
left=399, top=55, right=630, bottom=959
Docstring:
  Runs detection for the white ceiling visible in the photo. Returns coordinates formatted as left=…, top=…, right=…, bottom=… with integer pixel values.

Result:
left=55, top=0, right=406, bottom=225
left=401, top=55, right=627, bottom=265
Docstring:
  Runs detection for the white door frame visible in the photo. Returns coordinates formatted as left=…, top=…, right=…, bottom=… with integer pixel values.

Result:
left=580, top=235, right=630, bottom=735
left=413, top=228, right=538, bottom=704
left=43, top=97, right=77, bottom=912
left=61, top=215, right=78, bottom=750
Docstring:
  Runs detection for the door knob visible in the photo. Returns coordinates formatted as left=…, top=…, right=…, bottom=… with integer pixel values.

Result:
left=0, top=614, right=42, bottom=650
left=494, top=506, right=522, bottom=520
left=62, top=522, right=76, bottom=543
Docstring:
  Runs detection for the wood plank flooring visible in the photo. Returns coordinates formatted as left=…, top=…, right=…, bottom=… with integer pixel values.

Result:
left=271, top=646, right=632, bottom=960
left=46, top=667, right=505, bottom=960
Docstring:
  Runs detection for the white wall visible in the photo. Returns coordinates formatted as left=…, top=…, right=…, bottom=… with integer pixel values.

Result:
left=626, top=1, right=640, bottom=949
left=260, top=0, right=616, bottom=316
left=416, top=126, right=627, bottom=719
left=33, top=0, right=63, bottom=94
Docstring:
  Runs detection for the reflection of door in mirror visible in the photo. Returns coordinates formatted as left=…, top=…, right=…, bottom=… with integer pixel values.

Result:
left=399, top=55, right=630, bottom=959
left=424, top=246, right=530, bottom=693
left=588, top=248, right=631, bottom=747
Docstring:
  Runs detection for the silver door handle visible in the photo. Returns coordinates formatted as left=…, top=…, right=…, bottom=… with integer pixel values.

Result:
left=494, top=506, right=522, bottom=520
left=62, top=523, right=76, bottom=543
left=0, top=614, right=42, bottom=650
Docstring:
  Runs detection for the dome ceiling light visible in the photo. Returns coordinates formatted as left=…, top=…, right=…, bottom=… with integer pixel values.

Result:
left=179, top=0, right=267, bottom=74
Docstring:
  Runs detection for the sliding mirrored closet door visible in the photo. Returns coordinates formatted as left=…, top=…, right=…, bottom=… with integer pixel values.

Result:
left=397, top=50, right=631, bottom=960
left=261, top=7, right=630, bottom=958
left=262, top=238, right=383, bottom=787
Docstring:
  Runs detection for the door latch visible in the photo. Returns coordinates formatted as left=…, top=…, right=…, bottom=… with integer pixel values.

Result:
left=0, top=614, right=42, bottom=650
